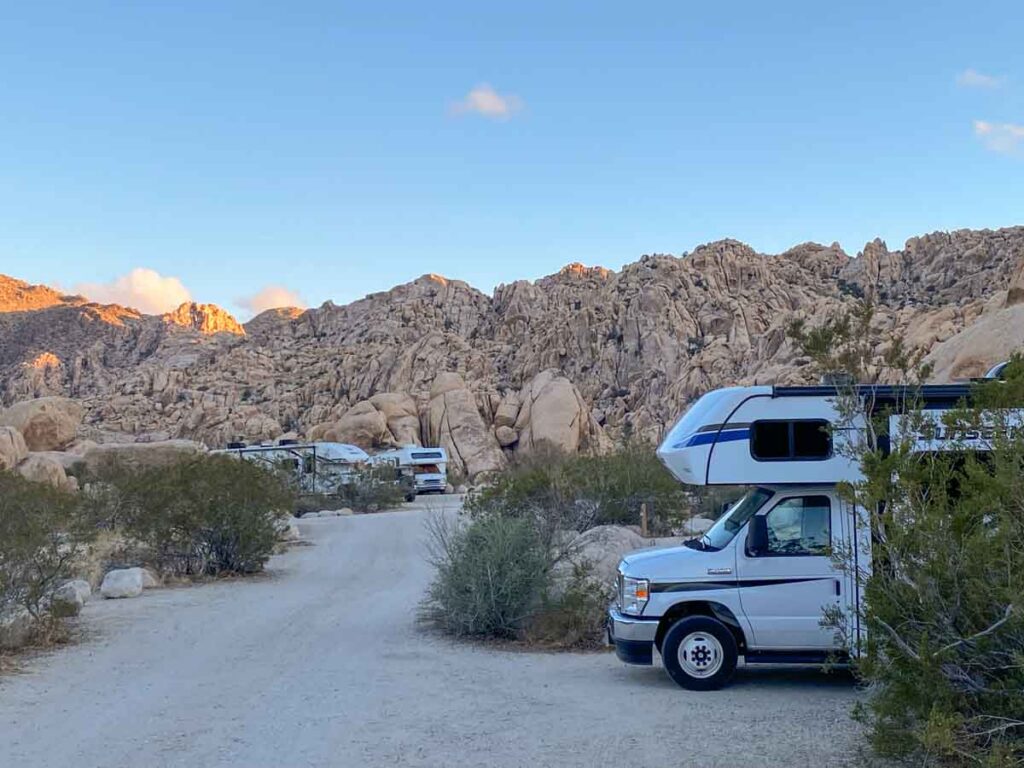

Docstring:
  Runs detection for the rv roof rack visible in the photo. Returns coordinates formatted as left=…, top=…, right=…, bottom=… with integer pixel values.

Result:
left=772, top=383, right=974, bottom=408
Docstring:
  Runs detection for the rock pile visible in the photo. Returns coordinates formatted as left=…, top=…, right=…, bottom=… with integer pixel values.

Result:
left=0, top=226, right=1021, bottom=457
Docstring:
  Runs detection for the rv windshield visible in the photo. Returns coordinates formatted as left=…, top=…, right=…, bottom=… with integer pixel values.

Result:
left=700, top=487, right=774, bottom=551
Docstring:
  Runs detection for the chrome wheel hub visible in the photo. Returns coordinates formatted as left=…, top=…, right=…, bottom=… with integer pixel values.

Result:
left=677, top=632, right=724, bottom=678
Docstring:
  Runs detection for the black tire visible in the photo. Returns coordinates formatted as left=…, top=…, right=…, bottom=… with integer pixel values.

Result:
left=661, top=615, right=738, bottom=691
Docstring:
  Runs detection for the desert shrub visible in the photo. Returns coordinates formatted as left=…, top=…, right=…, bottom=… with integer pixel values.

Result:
left=422, top=514, right=549, bottom=638
left=335, top=465, right=408, bottom=512
left=294, top=492, right=335, bottom=517
left=0, top=472, right=93, bottom=630
left=524, top=563, right=611, bottom=650
left=792, top=304, right=1024, bottom=765
left=93, top=455, right=294, bottom=576
left=466, top=441, right=686, bottom=536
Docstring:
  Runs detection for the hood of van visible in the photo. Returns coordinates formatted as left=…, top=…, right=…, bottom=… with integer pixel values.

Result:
left=619, top=542, right=735, bottom=582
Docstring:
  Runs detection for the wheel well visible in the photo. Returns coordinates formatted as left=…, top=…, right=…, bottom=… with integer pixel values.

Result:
left=655, top=601, right=747, bottom=652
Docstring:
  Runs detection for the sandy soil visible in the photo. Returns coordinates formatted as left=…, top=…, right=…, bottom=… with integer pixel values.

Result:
left=0, top=496, right=864, bottom=767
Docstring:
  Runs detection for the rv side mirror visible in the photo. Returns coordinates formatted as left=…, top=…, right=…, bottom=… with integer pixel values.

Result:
left=746, top=516, right=769, bottom=557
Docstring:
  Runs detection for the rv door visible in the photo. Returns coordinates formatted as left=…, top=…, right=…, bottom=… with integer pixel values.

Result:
left=735, top=490, right=844, bottom=650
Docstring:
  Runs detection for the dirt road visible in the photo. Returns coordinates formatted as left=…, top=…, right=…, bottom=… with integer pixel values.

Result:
left=0, top=497, right=863, bottom=767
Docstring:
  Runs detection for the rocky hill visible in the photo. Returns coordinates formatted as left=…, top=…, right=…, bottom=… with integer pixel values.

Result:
left=2, top=226, right=1023, bottom=477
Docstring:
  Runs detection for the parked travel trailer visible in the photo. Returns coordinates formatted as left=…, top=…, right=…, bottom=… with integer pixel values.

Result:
left=370, top=445, right=448, bottom=494
left=214, top=440, right=370, bottom=495
left=609, top=382, right=992, bottom=691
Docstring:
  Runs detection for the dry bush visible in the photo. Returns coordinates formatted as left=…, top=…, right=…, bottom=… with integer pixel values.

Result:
left=421, top=513, right=548, bottom=638
left=0, top=471, right=94, bottom=648
left=88, top=455, right=295, bottom=577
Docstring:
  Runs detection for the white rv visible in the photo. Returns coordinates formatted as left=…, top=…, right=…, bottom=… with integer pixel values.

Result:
left=370, top=445, right=448, bottom=494
left=214, top=440, right=370, bottom=495
left=608, top=382, right=982, bottom=690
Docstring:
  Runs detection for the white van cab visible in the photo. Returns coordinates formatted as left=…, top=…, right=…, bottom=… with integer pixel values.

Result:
left=608, top=382, right=979, bottom=690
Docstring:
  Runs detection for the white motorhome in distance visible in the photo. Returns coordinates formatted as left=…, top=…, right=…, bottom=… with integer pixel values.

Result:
left=371, top=445, right=448, bottom=494
left=214, top=440, right=370, bottom=495
left=608, top=382, right=981, bottom=691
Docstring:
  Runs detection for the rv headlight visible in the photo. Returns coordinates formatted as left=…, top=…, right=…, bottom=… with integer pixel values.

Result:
left=620, top=576, right=650, bottom=615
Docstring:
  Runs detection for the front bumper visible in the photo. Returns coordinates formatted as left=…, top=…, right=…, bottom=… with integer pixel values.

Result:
left=607, top=607, right=658, bottom=666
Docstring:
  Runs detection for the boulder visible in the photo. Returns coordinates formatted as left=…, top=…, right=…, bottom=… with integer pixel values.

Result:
left=81, top=439, right=205, bottom=475
left=29, top=449, right=85, bottom=473
left=514, top=369, right=610, bottom=456
left=495, top=425, right=519, bottom=447
left=0, top=397, right=83, bottom=451
left=326, top=401, right=390, bottom=449
left=924, top=304, right=1024, bottom=381
left=368, top=392, right=422, bottom=446
left=551, top=525, right=649, bottom=597
left=51, top=579, right=92, bottom=617
left=100, top=568, right=145, bottom=599
left=0, top=425, right=28, bottom=471
left=427, top=373, right=506, bottom=479
left=493, top=393, right=521, bottom=429
left=0, top=607, right=34, bottom=650
left=430, top=372, right=467, bottom=399
left=275, top=516, right=302, bottom=541
left=139, top=568, right=160, bottom=589
left=16, top=453, right=71, bottom=490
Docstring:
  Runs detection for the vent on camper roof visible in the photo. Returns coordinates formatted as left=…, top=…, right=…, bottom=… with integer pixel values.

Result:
left=226, top=441, right=246, bottom=449
left=279, top=439, right=299, bottom=446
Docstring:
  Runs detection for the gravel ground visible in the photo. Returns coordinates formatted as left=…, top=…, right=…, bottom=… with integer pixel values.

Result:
left=0, top=496, right=865, bottom=767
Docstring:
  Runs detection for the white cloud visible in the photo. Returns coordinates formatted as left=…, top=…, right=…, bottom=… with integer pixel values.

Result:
left=955, top=68, right=1004, bottom=89
left=75, top=268, right=192, bottom=314
left=236, top=285, right=306, bottom=315
left=451, top=83, right=523, bottom=120
left=973, top=120, right=1024, bottom=156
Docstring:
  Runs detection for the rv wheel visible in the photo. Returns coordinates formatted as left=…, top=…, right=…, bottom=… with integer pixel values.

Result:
left=661, top=615, right=738, bottom=691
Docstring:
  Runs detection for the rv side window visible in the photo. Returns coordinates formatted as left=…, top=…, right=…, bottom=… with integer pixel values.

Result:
left=751, top=420, right=831, bottom=461
left=763, top=495, right=831, bottom=556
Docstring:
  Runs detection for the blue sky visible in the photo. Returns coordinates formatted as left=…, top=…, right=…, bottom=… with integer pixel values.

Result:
left=1, top=1, right=1022, bottom=317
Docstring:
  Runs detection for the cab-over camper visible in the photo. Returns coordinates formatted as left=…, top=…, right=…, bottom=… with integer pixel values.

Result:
left=609, top=382, right=994, bottom=690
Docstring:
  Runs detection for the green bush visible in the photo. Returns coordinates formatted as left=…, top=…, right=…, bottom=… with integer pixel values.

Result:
left=466, top=441, right=686, bottom=536
left=426, top=442, right=682, bottom=646
left=524, top=563, right=611, bottom=650
left=422, top=514, right=549, bottom=638
left=0, top=472, right=92, bottom=628
left=93, top=455, right=295, bottom=577
left=335, top=465, right=408, bottom=513
left=792, top=304, right=1024, bottom=765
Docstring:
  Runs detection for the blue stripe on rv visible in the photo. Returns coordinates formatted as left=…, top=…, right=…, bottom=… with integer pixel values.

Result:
left=673, top=428, right=751, bottom=449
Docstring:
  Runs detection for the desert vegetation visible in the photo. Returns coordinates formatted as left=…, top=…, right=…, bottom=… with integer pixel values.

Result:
left=1, top=454, right=295, bottom=654
left=422, top=443, right=686, bottom=648
left=332, top=464, right=409, bottom=513
left=792, top=303, right=1024, bottom=766
left=83, top=455, right=296, bottom=576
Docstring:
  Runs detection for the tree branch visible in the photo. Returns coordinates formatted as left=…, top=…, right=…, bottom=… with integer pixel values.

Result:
left=933, top=604, right=1015, bottom=658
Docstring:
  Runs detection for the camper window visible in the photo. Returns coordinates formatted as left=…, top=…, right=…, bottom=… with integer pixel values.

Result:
left=762, top=495, right=831, bottom=556
left=750, top=420, right=831, bottom=461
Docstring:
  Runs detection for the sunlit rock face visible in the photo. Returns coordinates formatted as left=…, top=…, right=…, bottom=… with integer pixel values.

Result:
left=0, top=226, right=1021, bottom=451
left=162, top=302, right=245, bottom=335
